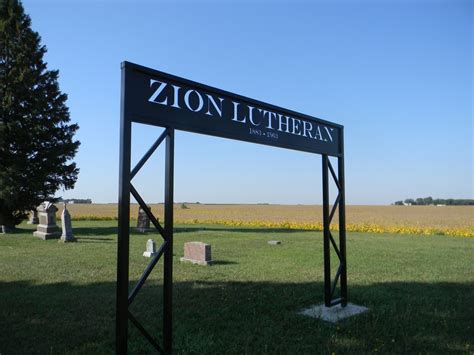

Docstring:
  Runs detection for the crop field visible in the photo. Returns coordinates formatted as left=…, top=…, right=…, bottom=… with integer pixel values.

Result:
left=62, top=204, right=474, bottom=237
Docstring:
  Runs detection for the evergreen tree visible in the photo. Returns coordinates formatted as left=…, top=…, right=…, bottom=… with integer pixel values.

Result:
left=0, top=0, right=79, bottom=231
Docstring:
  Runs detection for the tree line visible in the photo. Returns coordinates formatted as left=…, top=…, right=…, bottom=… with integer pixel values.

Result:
left=394, top=197, right=474, bottom=206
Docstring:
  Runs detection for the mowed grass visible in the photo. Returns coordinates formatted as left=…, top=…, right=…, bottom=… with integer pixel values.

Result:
left=0, top=221, right=473, bottom=354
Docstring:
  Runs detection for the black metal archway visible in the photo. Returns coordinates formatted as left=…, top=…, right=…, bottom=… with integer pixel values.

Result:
left=117, top=62, right=347, bottom=354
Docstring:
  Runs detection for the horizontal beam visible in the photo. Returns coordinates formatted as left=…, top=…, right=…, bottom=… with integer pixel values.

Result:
left=123, top=62, right=343, bottom=156
left=329, top=298, right=342, bottom=307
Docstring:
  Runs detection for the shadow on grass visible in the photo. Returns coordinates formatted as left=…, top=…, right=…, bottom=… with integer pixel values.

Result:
left=2, top=226, right=35, bottom=234
left=0, top=279, right=472, bottom=354
left=211, top=260, right=238, bottom=265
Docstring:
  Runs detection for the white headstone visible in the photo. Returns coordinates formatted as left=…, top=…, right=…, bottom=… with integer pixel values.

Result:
left=60, top=203, right=76, bottom=242
left=143, top=239, right=158, bottom=258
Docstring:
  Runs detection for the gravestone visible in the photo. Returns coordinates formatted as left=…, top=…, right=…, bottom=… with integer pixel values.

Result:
left=33, top=202, right=61, bottom=240
left=268, top=240, right=281, bottom=245
left=60, top=203, right=76, bottom=242
left=136, top=206, right=151, bottom=233
left=180, top=242, right=213, bottom=265
left=27, top=210, right=39, bottom=225
left=143, top=239, right=158, bottom=258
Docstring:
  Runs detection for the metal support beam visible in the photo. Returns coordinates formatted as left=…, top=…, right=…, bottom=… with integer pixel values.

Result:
left=116, top=68, right=131, bottom=354
left=322, top=155, right=331, bottom=307
left=163, top=128, right=174, bottom=354
left=322, top=151, right=347, bottom=308
left=338, top=131, right=348, bottom=306
left=116, top=125, right=171, bottom=354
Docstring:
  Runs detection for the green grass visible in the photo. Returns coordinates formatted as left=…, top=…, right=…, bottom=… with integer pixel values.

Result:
left=0, top=221, right=473, bottom=354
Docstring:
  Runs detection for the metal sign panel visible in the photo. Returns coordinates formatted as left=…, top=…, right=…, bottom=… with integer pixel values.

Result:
left=122, top=61, right=343, bottom=156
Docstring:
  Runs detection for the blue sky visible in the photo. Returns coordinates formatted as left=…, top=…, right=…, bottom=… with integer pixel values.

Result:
left=23, top=0, right=472, bottom=205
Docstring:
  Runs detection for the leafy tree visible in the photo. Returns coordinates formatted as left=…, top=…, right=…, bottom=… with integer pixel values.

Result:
left=422, top=196, right=433, bottom=205
left=414, top=198, right=424, bottom=206
left=0, top=0, right=79, bottom=231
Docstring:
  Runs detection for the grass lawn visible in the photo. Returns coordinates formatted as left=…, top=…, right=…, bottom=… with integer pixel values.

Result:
left=0, top=221, right=473, bottom=354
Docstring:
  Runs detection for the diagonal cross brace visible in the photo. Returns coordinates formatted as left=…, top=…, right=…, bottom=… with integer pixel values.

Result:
left=128, top=240, right=168, bottom=306
left=328, top=232, right=342, bottom=261
left=130, top=183, right=166, bottom=240
left=330, top=264, right=343, bottom=299
left=328, top=160, right=341, bottom=190
left=128, top=310, right=164, bottom=354
left=130, top=129, right=168, bottom=179
left=329, top=193, right=341, bottom=224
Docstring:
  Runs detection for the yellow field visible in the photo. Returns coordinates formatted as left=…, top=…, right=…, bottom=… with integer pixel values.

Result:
left=62, top=203, right=474, bottom=237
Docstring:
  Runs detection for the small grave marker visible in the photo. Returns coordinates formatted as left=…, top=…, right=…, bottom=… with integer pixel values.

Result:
left=180, top=242, right=213, bottom=265
left=268, top=240, right=281, bottom=245
left=143, top=239, right=158, bottom=258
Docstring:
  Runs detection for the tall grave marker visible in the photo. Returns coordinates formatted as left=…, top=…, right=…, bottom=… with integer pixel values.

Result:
left=33, top=202, right=60, bottom=240
left=136, top=206, right=151, bottom=233
left=60, top=203, right=76, bottom=242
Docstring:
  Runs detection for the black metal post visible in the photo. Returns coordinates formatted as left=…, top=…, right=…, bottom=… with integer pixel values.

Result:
left=163, top=128, right=174, bottom=354
left=322, top=154, right=331, bottom=307
left=116, top=64, right=131, bottom=354
left=338, top=130, right=347, bottom=306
